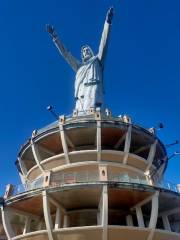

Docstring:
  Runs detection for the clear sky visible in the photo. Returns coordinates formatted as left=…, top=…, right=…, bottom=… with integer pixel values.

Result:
left=0, top=0, right=180, bottom=195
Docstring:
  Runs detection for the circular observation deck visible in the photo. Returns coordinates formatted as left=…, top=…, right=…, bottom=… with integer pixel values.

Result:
left=16, top=112, right=166, bottom=184
left=3, top=181, right=180, bottom=240
left=3, top=112, right=180, bottom=240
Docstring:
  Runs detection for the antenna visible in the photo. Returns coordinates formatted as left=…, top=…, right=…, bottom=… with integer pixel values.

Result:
left=46, top=105, right=59, bottom=120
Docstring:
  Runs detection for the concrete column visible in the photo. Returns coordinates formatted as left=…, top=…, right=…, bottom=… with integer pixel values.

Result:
left=17, top=156, right=27, bottom=177
left=126, top=215, right=133, bottom=226
left=23, top=216, right=31, bottom=234
left=162, top=215, right=171, bottom=231
left=100, top=185, right=108, bottom=240
left=146, top=191, right=159, bottom=240
left=97, top=211, right=100, bottom=225
left=123, top=125, right=132, bottom=164
left=42, top=191, right=54, bottom=240
left=102, top=186, right=108, bottom=226
left=145, top=171, right=153, bottom=186
left=54, top=207, right=61, bottom=229
left=149, top=191, right=159, bottom=228
left=1, top=207, right=15, bottom=239
left=135, top=206, right=145, bottom=227
left=58, top=122, right=70, bottom=164
left=146, top=140, right=158, bottom=171
left=98, top=188, right=103, bottom=224
left=114, top=132, right=126, bottom=150
left=156, top=162, right=166, bottom=180
left=31, top=139, right=44, bottom=173
left=97, top=120, right=101, bottom=162
left=63, top=214, right=69, bottom=228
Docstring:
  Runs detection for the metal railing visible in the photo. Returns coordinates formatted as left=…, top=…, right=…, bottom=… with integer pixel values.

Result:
left=9, top=172, right=180, bottom=197
left=157, top=180, right=179, bottom=193
left=12, top=176, right=44, bottom=196
left=108, top=173, right=148, bottom=185
left=50, top=171, right=99, bottom=187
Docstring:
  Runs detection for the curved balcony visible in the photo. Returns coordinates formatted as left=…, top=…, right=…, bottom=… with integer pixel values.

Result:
left=6, top=169, right=180, bottom=199
left=24, top=150, right=155, bottom=181
left=2, top=182, right=180, bottom=240
left=16, top=114, right=167, bottom=182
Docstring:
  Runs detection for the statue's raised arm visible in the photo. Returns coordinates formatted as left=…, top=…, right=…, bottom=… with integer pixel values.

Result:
left=46, top=24, right=80, bottom=72
left=98, top=7, right=114, bottom=66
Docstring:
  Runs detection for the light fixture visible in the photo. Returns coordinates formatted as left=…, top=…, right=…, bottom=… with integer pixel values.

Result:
left=46, top=105, right=59, bottom=120
left=165, top=140, right=179, bottom=148
left=168, top=151, right=180, bottom=160
left=148, top=122, right=164, bottom=134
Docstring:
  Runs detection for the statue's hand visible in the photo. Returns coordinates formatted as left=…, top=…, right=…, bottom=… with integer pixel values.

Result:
left=46, top=24, right=57, bottom=38
left=106, top=7, right=114, bottom=24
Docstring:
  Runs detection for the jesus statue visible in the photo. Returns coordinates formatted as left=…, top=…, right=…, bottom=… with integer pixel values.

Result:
left=46, top=7, right=114, bottom=114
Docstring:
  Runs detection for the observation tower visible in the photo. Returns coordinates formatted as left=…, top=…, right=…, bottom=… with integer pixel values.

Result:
left=1, top=7, right=180, bottom=240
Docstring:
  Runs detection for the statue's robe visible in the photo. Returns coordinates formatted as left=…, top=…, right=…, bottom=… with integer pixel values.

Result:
left=75, top=56, right=103, bottom=112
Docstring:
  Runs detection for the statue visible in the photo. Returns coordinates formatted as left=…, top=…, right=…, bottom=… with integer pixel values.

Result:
left=46, top=7, right=114, bottom=114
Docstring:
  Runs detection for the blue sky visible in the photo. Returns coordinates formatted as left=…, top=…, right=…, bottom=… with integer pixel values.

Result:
left=0, top=0, right=180, bottom=194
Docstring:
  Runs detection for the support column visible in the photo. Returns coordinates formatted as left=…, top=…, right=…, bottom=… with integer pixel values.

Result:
left=97, top=211, right=100, bottom=225
left=126, top=215, right=133, bottom=226
left=1, top=207, right=15, bottom=240
left=23, top=216, right=31, bottom=234
left=135, top=206, right=145, bottom=227
left=55, top=207, right=61, bottom=229
left=17, top=156, right=28, bottom=178
left=145, top=171, right=153, bottom=186
left=31, top=139, right=44, bottom=173
left=146, top=140, right=158, bottom=172
left=147, top=191, right=159, bottom=240
left=114, top=132, right=126, bottom=150
left=149, top=191, right=159, bottom=228
left=99, top=185, right=108, bottom=240
left=162, top=215, right=171, bottom=231
left=63, top=214, right=69, bottom=228
left=97, top=120, right=102, bottom=162
left=155, top=161, right=166, bottom=180
left=42, top=190, right=54, bottom=240
left=58, top=120, right=70, bottom=164
left=123, top=125, right=132, bottom=164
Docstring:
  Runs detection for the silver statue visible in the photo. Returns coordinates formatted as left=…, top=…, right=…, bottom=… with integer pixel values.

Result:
left=46, top=7, right=113, bottom=114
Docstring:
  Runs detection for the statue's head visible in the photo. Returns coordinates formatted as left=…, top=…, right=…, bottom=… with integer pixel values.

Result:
left=81, top=45, right=94, bottom=62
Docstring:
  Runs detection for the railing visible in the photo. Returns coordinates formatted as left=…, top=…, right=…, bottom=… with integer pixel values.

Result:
left=35, top=113, right=129, bottom=135
left=12, top=176, right=44, bottom=196
left=157, top=180, right=179, bottom=193
left=10, top=172, right=180, bottom=197
left=50, top=171, right=99, bottom=186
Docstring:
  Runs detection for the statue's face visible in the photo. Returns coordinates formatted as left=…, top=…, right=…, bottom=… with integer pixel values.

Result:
left=82, top=47, right=93, bottom=61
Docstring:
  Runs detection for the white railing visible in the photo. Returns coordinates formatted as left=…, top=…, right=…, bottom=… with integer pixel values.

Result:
left=10, top=172, right=179, bottom=197
left=12, top=176, right=44, bottom=196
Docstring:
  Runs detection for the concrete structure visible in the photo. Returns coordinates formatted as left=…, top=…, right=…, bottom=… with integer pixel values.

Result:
left=1, top=111, right=180, bottom=240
